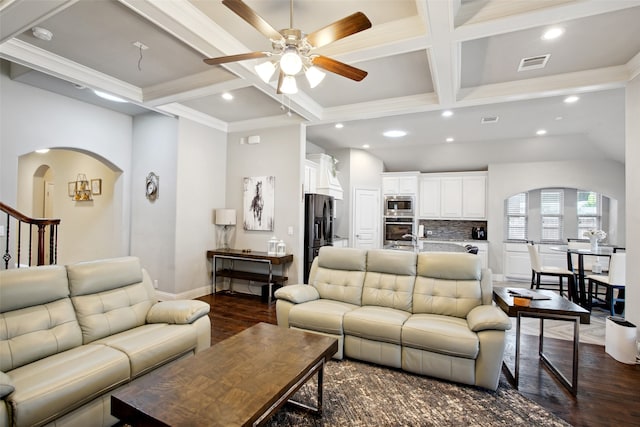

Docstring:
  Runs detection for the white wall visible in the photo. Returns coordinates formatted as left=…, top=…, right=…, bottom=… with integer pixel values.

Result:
left=625, top=74, right=640, bottom=332
left=227, top=124, right=305, bottom=287
left=0, top=69, right=133, bottom=259
left=487, top=159, right=625, bottom=275
left=130, top=113, right=179, bottom=293
left=174, top=118, right=227, bottom=295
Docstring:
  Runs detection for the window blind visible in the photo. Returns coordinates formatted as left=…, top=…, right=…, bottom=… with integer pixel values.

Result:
left=577, top=191, right=601, bottom=238
left=541, top=189, right=563, bottom=241
left=506, top=193, right=527, bottom=240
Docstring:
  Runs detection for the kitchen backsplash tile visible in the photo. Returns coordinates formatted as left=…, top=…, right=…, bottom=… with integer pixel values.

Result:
left=419, top=219, right=488, bottom=240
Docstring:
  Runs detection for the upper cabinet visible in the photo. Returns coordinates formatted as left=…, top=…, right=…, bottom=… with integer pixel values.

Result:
left=419, top=172, right=487, bottom=220
left=382, top=172, right=419, bottom=195
left=303, top=160, right=318, bottom=194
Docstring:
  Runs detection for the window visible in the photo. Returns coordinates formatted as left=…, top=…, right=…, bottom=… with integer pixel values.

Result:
left=540, top=189, right=563, bottom=241
left=506, top=193, right=527, bottom=240
left=577, top=191, right=601, bottom=238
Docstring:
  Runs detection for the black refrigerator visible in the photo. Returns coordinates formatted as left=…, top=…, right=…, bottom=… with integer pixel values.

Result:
left=304, top=193, right=334, bottom=283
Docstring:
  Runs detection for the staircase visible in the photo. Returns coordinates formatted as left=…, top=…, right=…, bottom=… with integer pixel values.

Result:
left=0, top=202, right=60, bottom=269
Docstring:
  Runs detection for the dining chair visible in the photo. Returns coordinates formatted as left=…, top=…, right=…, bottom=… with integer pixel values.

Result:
left=587, top=252, right=626, bottom=315
left=527, top=242, right=576, bottom=300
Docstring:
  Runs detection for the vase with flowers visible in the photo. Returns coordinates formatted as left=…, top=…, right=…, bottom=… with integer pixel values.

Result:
left=583, top=229, right=606, bottom=252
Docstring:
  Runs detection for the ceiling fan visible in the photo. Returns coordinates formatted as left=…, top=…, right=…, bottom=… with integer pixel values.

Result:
left=203, top=0, right=372, bottom=94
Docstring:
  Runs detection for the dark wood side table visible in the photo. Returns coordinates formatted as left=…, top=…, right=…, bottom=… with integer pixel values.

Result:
left=207, top=249, right=294, bottom=304
left=493, top=287, right=590, bottom=396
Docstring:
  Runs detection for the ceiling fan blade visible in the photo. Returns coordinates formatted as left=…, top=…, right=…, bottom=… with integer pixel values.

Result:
left=203, top=52, right=268, bottom=66
left=312, top=56, right=368, bottom=81
left=222, top=0, right=283, bottom=41
left=305, top=12, right=372, bottom=48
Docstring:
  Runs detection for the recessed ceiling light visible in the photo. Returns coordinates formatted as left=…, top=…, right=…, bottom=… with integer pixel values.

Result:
left=441, top=110, right=453, bottom=118
left=446, top=137, right=454, bottom=143
left=93, top=90, right=128, bottom=103
left=555, top=116, right=564, bottom=121
left=362, top=144, right=370, bottom=149
left=221, top=92, right=233, bottom=101
left=335, top=123, right=344, bottom=129
left=35, top=148, right=50, bottom=154
left=542, top=27, right=564, bottom=40
left=536, top=129, right=547, bottom=136
left=564, top=95, right=579, bottom=104
left=383, top=130, right=407, bottom=138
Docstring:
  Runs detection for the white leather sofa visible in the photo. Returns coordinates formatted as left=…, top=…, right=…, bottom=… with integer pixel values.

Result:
left=275, top=247, right=511, bottom=391
left=0, top=257, right=211, bottom=427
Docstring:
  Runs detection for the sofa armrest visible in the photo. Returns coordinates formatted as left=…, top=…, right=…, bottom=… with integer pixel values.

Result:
left=0, top=372, right=14, bottom=399
left=147, top=300, right=210, bottom=325
left=274, top=284, right=319, bottom=304
left=467, top=305, right=512, bottom=332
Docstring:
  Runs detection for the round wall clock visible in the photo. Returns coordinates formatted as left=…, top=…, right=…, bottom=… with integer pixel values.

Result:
left=146, top=172, right=159, bottom=200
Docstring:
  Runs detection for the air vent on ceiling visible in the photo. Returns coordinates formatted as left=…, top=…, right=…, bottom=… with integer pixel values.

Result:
left=518, top=54, right=550, bottom=72
left=481, top=116, right=499, bottom=124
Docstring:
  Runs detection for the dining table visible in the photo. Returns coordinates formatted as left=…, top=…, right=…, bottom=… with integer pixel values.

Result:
left=550, top=246, right=615, bottom=308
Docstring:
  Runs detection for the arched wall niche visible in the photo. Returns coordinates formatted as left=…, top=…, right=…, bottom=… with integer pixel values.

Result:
left=17, top=148, right=124, bottom=264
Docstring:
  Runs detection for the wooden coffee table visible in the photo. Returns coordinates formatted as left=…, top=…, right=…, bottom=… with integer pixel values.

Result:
left=493, top=287, right=590, bottom=396
left=111, top=323, right=338, bottom=426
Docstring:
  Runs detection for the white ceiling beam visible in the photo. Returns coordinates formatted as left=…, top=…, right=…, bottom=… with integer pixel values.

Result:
left=0, top=0, right=79, bottom=43
left=158, top=103, right=228, bottom=131
left=143, top=72, right=252, bottom=106
left=457, top=65, right=629, bottom=107
left=454, top=0, right=640, bottom=42
left=320, top=93, right=440, bottom=124
left=423, top=0, right=459, bottom=106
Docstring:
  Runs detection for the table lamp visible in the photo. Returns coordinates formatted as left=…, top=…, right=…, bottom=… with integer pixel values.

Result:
left=215, top=209, right=236, bottom=249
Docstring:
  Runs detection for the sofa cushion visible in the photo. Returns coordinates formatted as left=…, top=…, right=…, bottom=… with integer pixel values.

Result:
left=0, top=265, right=69, bottom=312
left=6, top=344, right=129, bottom=427
left=362, top=249, right=416, bottom=311
left=94, top=323, right=197, bottom=378
left=417, top=252, right=481, bottom=281
left=289, top=299, right=358, bottom=335
left=311, top=247, right=367, bottom=306
left=402, top=314, right=479, bottom=359
left=343, top=306, right=410, bottom=345
left=412, top=277, right=483, bottom=318
left=69, top=259, right=157, bottom=344
left=0, top=297, right=82, bottom=372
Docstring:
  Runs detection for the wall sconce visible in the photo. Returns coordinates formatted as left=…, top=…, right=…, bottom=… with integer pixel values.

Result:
left=71, top=174, right=92, bottom=201
left=214, top=209, right=236, bottom=250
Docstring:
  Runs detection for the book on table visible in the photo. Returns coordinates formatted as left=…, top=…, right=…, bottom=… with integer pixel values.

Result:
left=507, top=288, right=552, bottom=300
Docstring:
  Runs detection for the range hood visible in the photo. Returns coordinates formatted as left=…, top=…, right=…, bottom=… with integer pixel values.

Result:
left=307, top=153, right=343, bottom=200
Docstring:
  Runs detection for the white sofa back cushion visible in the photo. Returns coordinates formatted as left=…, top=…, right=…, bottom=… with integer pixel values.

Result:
left=67, top=257, right=157, bottom=344
left=413, top=253, right=483, bottom=318
left=362, top=249, right=416, bottom=311
left=311, top=247, right=367, bottom=306
left=0, top=266, right=82, bottom=371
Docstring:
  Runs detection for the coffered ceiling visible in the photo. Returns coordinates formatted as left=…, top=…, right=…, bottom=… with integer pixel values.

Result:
left=1, top=0, right=639, bottom=171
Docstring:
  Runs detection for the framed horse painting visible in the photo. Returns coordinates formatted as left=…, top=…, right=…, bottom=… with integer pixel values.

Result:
left=243, top=176, right=275, bottom=231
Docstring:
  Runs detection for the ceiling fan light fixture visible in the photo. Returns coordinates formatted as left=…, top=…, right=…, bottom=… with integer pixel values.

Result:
left=280, top=47, right=303, bottom=75
left=280, top=75, right=298, bottom=94
left=305, top=66, right=326, bottom=88
left=255, top=61, right=276, bottom=83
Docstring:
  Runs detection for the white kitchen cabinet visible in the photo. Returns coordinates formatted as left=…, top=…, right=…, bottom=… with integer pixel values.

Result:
left=503, top=242, right=531, bottom=281
left=462, top=175, right=487, bottom=219
left=440, top=178, right=463, bottom=218
left=303, top=160, right=318, bottom=194
left=419, top=177, right=440, bottom=218
left=418, top=172, right=487, bottom=220
left=382, top=173, right=418, bottom=195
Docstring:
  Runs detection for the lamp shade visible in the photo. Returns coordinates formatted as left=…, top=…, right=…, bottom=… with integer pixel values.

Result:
left=215, top=209, right=236, bottom=225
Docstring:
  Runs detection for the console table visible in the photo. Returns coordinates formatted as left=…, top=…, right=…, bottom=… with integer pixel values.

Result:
left=206, top=249, right=293, bottom=304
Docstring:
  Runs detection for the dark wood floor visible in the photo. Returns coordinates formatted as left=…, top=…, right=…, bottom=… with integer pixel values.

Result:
left=197, top=292, right=640, bottom=427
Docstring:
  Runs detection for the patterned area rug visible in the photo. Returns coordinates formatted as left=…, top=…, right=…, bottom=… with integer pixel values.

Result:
left=266, top=359, right=571, bottom=427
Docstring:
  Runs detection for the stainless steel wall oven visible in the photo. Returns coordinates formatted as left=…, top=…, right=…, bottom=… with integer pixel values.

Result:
left=384, top=217, right=414, bottom=245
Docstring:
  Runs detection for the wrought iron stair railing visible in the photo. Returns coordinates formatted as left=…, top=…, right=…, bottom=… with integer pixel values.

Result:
left=0, top=202, right=60, bottom=269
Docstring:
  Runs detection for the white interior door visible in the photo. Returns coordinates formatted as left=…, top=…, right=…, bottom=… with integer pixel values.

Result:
left=44, top=181, right=55, bottom=217
left=353, top=188, right=380, bottom=249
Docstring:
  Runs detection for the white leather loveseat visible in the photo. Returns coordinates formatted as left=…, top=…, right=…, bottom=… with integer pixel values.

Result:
left=275, top=247, right=511, bottom=391
left=0, top=257, right=211, bottom=427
